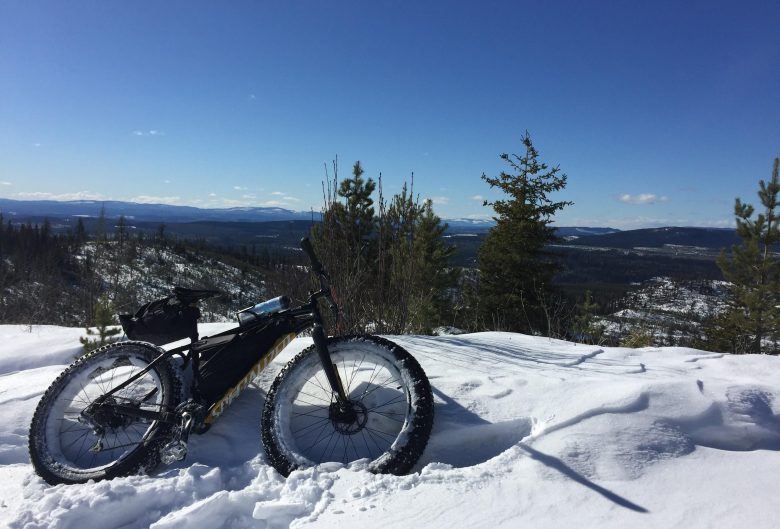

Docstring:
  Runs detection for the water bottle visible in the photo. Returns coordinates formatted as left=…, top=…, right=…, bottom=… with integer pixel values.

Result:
left=238, top=296, right=291, bottom=325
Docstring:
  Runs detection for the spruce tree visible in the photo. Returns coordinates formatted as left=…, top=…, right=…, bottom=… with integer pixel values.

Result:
left=313, top=161, right=457, bottom=334
left=716, top=158, right=780, bottom=354
left=75, top=217, right=87, bottom=245
left=313, top=161, right=377, bottom=333
left=477, top=132, right=572, bottom=333
left=409, top=199, right=458, bottom=332
left=80, top=295, right=121, bottom=354
left=573, top=290, right=603, bottom=344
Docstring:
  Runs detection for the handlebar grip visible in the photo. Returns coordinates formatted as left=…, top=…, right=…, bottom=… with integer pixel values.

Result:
left=300, top=237, right=324, bottom=274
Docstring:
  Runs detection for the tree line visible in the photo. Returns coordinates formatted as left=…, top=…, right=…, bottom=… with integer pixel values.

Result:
left=303, top=136, right=778, bottom=355
left=2, top=136, right=777, bottom=355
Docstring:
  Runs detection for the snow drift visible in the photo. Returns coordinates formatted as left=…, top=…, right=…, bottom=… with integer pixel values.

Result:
left=1, top=324, right=779, bottom=528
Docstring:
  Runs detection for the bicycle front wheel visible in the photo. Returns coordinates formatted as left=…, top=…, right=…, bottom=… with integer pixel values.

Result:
left=262, top=335, right=433, bottom=476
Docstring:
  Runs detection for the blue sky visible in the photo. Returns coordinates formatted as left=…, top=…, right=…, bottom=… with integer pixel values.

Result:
left=1, top=1, right=779, bottom=229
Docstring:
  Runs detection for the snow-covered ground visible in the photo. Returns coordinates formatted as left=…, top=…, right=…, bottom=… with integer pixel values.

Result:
left=1, top=324, right=779, bottom=528
left=598, top=277, right=732, bottom=345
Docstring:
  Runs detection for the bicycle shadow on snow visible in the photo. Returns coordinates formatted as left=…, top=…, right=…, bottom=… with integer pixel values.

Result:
left=415, top=386, right=533, bottom=469
left=417, top=385, right=649, bottom=514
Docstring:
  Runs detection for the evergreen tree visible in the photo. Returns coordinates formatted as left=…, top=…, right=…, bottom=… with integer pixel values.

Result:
left=80, top=295, right=121, bottom=354
left=409, top=199, right=459, bottom=332
left=116, top=215, right=128, bottom=250
left=313, top=160, right=457, bottom=334
left=715, top=157, right=780, bottom=354
left=572, top=290, right=603, bottom=344
left=476, top=132, right=572, bottom=332
left=75, top=217, right=87, bottom=244
left=313, top=161, right=377, bottom=333
left=96, top=205, right=107, bottom=241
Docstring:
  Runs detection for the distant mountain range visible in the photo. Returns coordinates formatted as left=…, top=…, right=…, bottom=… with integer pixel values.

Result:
left=0, top=198, right=486, bottom=230
left=0, top=197, right=741, bottom=251
left=0, top=198, right=316, bottom=223
left=564, top=226, right=740, bottom=250
left=0, top=198, right=507, bottom=230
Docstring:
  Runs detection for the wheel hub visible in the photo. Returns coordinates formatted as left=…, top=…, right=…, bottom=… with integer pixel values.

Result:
left=329, top=400, right=368, bottom=435
left=82, top=397, right=133, bottom=430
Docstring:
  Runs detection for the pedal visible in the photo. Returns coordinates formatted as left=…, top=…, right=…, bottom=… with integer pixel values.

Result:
left=159, top=410, right=194, bottom=465
left=160, top=439, right=188, bottom=465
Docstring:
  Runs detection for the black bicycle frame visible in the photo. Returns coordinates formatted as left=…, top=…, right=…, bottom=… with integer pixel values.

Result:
left=98, top=258, right=347, bottom=424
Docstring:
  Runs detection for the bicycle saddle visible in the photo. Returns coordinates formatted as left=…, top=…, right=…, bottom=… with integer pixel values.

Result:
left=173, top=287, right=222, bottom=304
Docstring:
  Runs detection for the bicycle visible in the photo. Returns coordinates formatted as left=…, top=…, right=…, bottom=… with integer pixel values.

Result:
left=28, top=238, right=434, bottom=485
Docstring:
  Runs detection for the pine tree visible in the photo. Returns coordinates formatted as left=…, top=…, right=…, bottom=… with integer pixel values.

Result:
left=75, top=217, right=87, bottom=245
left=313, top=160, right=457, bottom=334
left=80, top=295, right=121, bottom=354
left=409, top=199, right=458, bottom=333
left=313, top=161, right=378, bottom=333
left=96, top=205, right=107, bottom=241
left=716, top=158, right=780, bottom=354
left=572, top=290, right=604, bottom=344
left=476, top=132, right=572, bottom=332
left=116, top=215, right=128, bottom=250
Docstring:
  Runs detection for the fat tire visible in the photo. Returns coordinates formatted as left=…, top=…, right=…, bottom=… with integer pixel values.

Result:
left=262, top=335, right=433, bottom=476
left=28, top=341, right=184, bottom=485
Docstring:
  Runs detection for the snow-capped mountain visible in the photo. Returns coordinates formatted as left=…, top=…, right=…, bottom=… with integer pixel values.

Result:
left=0, top=198, right=316, bottom=223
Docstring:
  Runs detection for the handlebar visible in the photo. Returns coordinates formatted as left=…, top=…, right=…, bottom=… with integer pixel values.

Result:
left=300, top=238, right=338, bottom=316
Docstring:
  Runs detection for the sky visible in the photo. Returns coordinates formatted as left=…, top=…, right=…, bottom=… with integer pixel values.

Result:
left=1, top=0, right=779, bottom=229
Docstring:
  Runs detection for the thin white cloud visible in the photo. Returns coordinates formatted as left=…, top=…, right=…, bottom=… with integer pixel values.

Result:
left=132, top=130, right=164, bottom=137
left=248, top=94, right=256, bottom=100
left=618, top=193, right=669, bottom=205
left=1, top=181, right=11, bottom=186
left=208, top=193, right=217, bottom=197
left=430, top=196, right=449, bottom=205
left=164, top=179, right=171, bottom=184
left=15, top=191, right=107, bottom=201
left=242, top=194, right=256, bottom=199
left=269, top=191, right=300, bottom=202
left=465, top=213, right=494, bottom=221
left=130, top=195, right=181, bottom=205
left=471, top=194, right=484, bottom=202
left=233, top=186, right=248, bottom=191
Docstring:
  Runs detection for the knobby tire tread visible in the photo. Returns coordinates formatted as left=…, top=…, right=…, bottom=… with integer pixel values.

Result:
left=28, top=341, right=184, bottom=485
left=261, top=335, right=433, bottom=477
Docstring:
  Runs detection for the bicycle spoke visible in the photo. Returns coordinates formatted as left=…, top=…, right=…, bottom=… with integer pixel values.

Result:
left=367, top=395, right=405, bottom=411
left=291, top=417, right=331, bottom=435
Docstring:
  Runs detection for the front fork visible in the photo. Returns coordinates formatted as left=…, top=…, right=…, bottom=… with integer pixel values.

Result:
left=311, top=323, right=348, bottom=403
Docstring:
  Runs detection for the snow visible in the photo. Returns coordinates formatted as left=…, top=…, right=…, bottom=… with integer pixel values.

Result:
left=1, top=324, right=779, bottom=528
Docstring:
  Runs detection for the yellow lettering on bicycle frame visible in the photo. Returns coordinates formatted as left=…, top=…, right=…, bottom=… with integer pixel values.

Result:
left=205, top=332, right=296, bottom=424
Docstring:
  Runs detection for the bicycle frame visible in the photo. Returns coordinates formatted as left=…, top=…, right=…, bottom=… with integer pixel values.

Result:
left=97, top=239, right=347, bottom=428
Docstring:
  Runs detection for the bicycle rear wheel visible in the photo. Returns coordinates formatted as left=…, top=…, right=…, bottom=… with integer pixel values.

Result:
left=262, top=335, right=433, bottom=476
left=28, top=341, right=183, bottom=485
